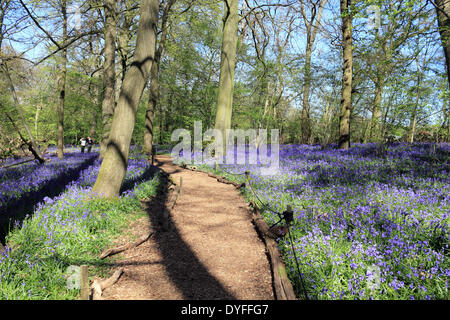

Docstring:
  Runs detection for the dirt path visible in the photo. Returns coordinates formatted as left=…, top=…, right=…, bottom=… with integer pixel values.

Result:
left=101, top=155, right=274, bottom=300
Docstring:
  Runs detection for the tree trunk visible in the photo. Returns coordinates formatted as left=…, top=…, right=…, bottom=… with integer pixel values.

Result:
left=301, top=43, right=312, bottom=144
left=409, top=59, right=422, bottom=143
left=214, top=0, right=239, bottom=150
left=143, top=60, right=158, bottom=155
left=338, top=0, right=353, bottom=150
left=435, top=0, right=450, bottom=142
left=369, top=79, right=383, bottom=142
left=35, top=105, right=41, bottom=142
left=447, top=98, right=450, bottom=142
left=143, top=0, right=176, bottom=155
left=92, top=0, right=159, bottom=199
left=299, top=0, right=327, bottom=145
left=409, top=110, right=417, bottom=143
left=99, top=0, right=117, bottom=159
left=436, top=0, right=450, bottom=87
left=57, top=0, right=68, bottom=159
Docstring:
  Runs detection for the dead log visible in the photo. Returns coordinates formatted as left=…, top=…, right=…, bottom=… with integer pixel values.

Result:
left=91, top=267, right=124, bottom=300
left=207, top=172, right=217, bottom=178
left=99, top=232, right=154, bottom=259
left=216, top=177, right=245, bottom=189
left=0, top=158, right=38, bottom=169
left=250, top=201, right=297, bottom=300
left=265, top=237, right=297, bottom=300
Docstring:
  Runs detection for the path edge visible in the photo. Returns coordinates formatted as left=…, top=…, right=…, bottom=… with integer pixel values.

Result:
left=174, top=162, right=298, bottom=300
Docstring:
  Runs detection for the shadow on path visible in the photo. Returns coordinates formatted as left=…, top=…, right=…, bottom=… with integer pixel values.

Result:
left=141, top=160, right=236, bottom=300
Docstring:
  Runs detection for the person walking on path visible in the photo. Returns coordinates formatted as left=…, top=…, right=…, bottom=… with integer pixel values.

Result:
left=80, top=137, right=87, bottom=153
left=87, top=136, right=94, bottom=153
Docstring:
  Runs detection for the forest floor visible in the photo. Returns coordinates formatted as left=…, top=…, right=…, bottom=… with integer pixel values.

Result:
left=100, top=155, right=274, bottom=300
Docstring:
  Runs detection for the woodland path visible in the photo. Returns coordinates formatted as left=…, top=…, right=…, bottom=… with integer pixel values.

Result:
left=101, top=155, right=275, bottom=300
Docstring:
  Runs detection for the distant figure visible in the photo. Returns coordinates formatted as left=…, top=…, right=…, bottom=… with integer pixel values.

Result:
left=87, top=136, right=94, bottom=153
left=80, top=137, right=86, bottom=153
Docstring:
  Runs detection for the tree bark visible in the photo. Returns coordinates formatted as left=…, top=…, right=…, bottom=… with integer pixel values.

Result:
left=300, top=0, right=327, bottom=145
left=214, top=0, right=239, bottom=150
left=92, top=0, right=159, bottom=199
left=143, top=0, right=176, bottom=155
left=409, top=58, right=422, bottom=143
left=301, top=43, right=312, bottom=144
left=369, top=78, right=383, bottom=142
left=338, top=0, right=353, bottom=150
left=57, top=0, right=68, bottom=159
left=99, top=0, right=117, bottom=159
left=435, top=0, right=450, bottom=142
left=436, top=0, right=450, bottom=87
left=447, top=96, right=450, bottom=142
left=35, top=105, right=41, bottom=142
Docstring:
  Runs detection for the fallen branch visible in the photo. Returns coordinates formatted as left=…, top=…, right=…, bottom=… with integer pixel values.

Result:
left=250, top=201, right=296, bottom=300
left=216, top=177, right=245, bottom=189
left=99, top=232, right=154, bottom=259
left=91, top=267, right=124, bottom=300
left=0, top=158, right=38, bottom=169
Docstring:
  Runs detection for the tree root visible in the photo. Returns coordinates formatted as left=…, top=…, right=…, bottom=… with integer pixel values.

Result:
left=91, top=267, right=124, bottom=300
left=99, top=232, right=154, bottom=260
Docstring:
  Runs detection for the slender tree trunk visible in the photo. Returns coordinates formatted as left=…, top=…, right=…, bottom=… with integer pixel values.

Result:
left=215, top=0, right=239, bottom=149
left=57, top=0, right=68, bottom=159
left=301, top=43, right=312, bottom=144
left=99, top=0, right=117, bottom=159
left=409, top=109, right=417, bottom=143
left=34, top=105, right=42, bottom=142
left=90, top=108, right=97, bottom=138
left=0, top=0, right=10, bottom=51
left=447, top=97, right=450, bottom=142
left=381, top=99, right=391, bottom=141
left=321, top=97, right=331, bottom=145
left=409, top=59, right=422, bottom=143
left=363, top=119, right=370, bottom=143
left=143, top=0, right=176, bottom=155
left=338, top=0, right=353, bottom=150
left=299, top=0, right=327, bottom=145
left=92, top=0, right=159, bottom=199
left=369, top=78, right=383, bottom=142
left=143, top=61, right=158, bottom=154
left=89, top=77, right=100, bottom=139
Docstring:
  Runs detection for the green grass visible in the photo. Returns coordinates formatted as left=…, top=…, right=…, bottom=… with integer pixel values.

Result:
left=0, top=174, right=161, bottom=300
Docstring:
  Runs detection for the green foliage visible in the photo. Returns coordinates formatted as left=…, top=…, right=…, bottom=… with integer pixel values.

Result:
left=0, top=175, right=161, bottom=300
